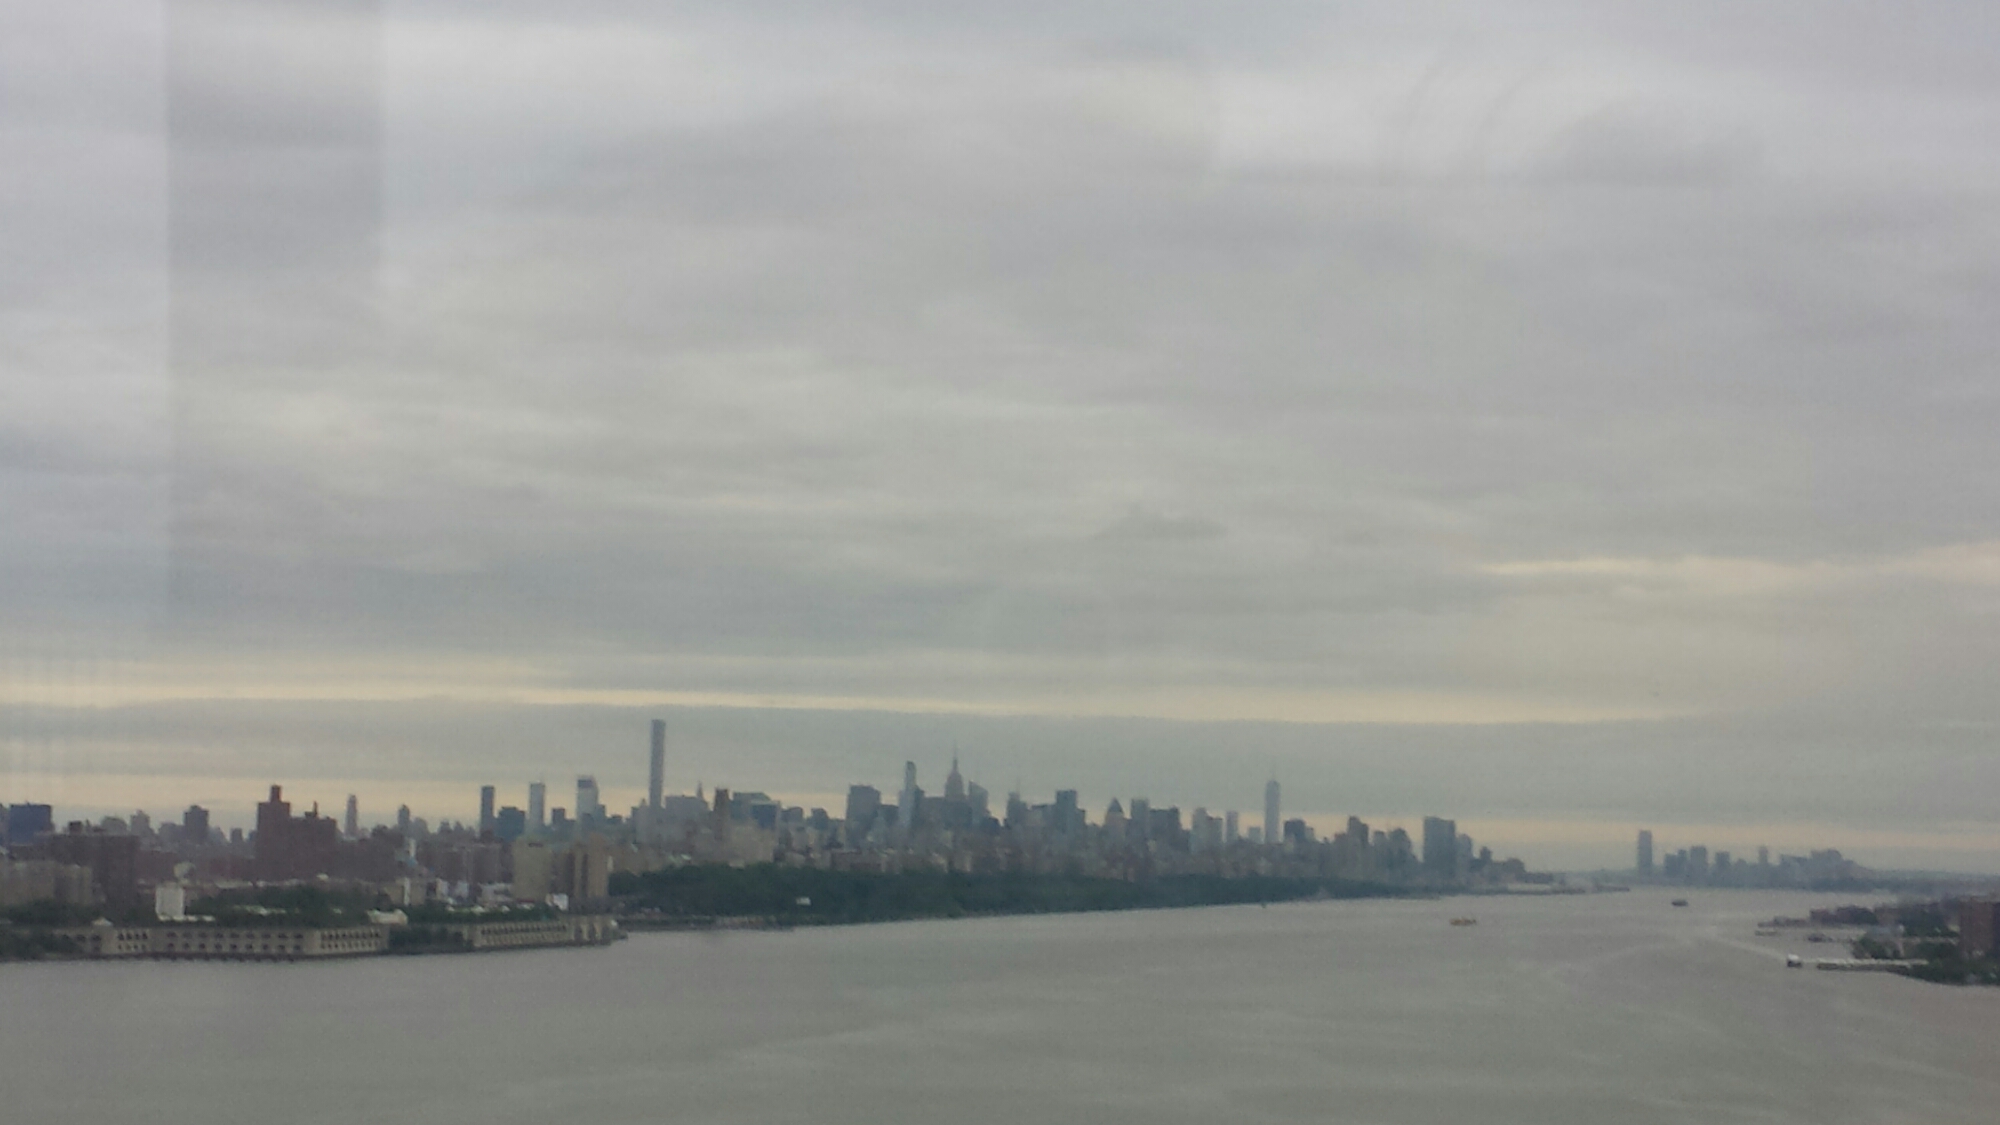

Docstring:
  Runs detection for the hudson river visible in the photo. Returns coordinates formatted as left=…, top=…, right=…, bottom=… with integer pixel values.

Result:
left=4, top=890, right=1996, bottom=1123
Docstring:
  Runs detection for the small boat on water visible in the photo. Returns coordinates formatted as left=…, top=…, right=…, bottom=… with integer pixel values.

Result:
left=1449, top=917, right=1477, bottom=926
left=1671, top=899, right=1689, bottom=907
left=1786, top=954, right=1804, bottom=968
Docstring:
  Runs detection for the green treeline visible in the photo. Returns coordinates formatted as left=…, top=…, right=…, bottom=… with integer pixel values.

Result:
left=3, top=900, right=107, bottom=928
left=188, top=884, right=380, bottom=928
left=0, top=926, right=79, bottom=960
left=611, top=865, right=1404, bottom=925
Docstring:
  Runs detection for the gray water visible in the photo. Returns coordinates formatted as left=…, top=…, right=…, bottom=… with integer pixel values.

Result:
left=4, top=890, right=1996, bottom=1124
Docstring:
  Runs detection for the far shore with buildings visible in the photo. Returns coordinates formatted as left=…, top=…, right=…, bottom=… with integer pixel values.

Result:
left=4, top=718, right=1544, bottom=960
left=7, top=718, right=1989, bottom=962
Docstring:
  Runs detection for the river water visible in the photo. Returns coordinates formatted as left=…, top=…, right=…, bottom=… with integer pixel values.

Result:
left=3, top=889, right=1996, bottom=1123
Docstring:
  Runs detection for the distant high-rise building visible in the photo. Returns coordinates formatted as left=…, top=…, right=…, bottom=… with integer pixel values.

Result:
left=528, top=782, right=546, bottom=832
left=1191, top=808, right=1222, bottom=853
left=495, top=806, right=527, bottom=842
left=1757, top=845, right=1770, bottom=867
left=1129, top=798, right=1151, bottom=842
left=41, top=824, right=140, bottom=911
left=966, top=782, right=989, bottom=819
left=898, top=762, right=919, bottom=837
left=4, top=804, right=53, bottom=846
left=1103, top=799, right=1127, bottom=839
left=396, top=804, right=412, bottom=836
left=479, top=785, right=497, bottom=836
left=711, top=787, right=731, bottom=844
left=1263, top=779, right=1280, bottom=846
left=1225, top=810, right=1239, bottom=843
left=648, top=719, right=667, bottom=811
left=1688, top=845, right=1710, bottom=881
left=182, top=805, right=210, bottom=847
left=944, top=756, right=966, bottom=802
left=1005, top=791, right=1029, bottom=831
left=512, top=838, right=553, bottom=903
left=845, top=785, right=881, bottom=833
left=253, top=785, right=338, bottom=882
left=1637, top=830, right=1654, bottom=876
left=344, top=794, right=359, bottom=839
left=1421, top=816, right=1458, bottom=877
left=256, top=785, right=291, bottom=865
left=576, top=776, right=603, bottom=822
left=1053, top=789, right=1080, bottom=835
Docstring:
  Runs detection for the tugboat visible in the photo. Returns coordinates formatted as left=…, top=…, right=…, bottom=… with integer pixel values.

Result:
left=1670, top=898, right=1689, bottom=907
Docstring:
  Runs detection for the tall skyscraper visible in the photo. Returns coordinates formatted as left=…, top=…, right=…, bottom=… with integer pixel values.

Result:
left=1637, top=830, right=1654, bottom=876
left=396, top=804, right=412, bottom=836
left=254, top=785, right=338, bottom=882
left=1053, top=789, right=1079, bottom=835
left=1422, top=816, right=1458, bottom=876
left=576, top=776, right=603, bottom=822
left=944, top=755, right=965, bottom=802
left=898, top=761, right=918, bottom=837
left=528, top=781, right=547, bottom=832
left=479, top=785, right=497, bottom=835
left=5, top=803, right=53, bottom=846
left=648, top=719, right=667, bottom=811
left=1225, top=810, right=1239, bottom=843
left=845, top=785, right=881, bottom=833
left=182, top=804, right=210, bottom=846
left=495, top=806, right=527, bottom=842
left=344, top=794, right=359, bottom=838
left=1263, top=779, right=1280, bottom=846
left=256, top=785, right=291, bottom=863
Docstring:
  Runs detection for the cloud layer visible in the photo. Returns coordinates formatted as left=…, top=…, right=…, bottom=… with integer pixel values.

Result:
left=5, top=1, right=2000, bottom=866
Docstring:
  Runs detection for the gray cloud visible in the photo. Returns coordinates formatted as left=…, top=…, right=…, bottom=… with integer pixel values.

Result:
left=5, top=1, right=2000, bottom=866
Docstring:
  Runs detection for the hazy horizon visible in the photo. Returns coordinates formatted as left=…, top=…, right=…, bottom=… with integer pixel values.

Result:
left=7, top=2, right=2000, bottom=874
left=9, top=697, right=1999, bottom=872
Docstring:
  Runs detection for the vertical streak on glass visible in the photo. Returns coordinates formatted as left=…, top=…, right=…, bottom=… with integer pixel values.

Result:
left=166, top=0, right=383, bottom=665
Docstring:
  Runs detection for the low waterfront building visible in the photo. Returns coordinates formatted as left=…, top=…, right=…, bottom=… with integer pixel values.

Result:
left=439, top=916, right=617, bottom=950
left=51, top=916, right=617, bottom=960
left=59, top=921, right=391, bottom=960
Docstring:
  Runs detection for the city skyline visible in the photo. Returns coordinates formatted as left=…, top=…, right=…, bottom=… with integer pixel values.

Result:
left=8, top=699, right=1996, bottom=871
left=4, top=714, right=1554, bottom=928
left=7, top=1, right=2000, bottom=880
left=8, top=716, right=1968, bottom=876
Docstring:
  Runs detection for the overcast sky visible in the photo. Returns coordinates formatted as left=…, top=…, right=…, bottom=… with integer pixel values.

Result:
left=5, top=1, right=1999, bottom=869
